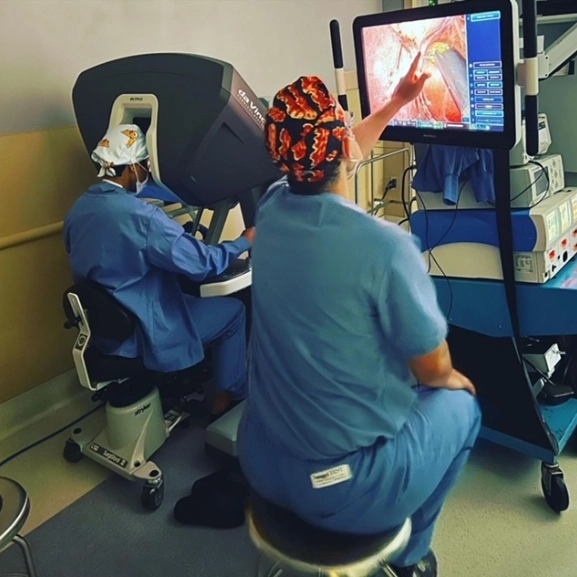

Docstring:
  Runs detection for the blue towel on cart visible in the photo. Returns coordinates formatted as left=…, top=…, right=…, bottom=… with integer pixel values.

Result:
left=412, top=145, right=495, bottom=204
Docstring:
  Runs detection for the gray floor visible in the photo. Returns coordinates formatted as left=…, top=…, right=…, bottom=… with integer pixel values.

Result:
left=432, top=439, right=577, bottom=577
left=0, top=424, right=259, bottom=577
left=2, top=423, right=577, bottom=577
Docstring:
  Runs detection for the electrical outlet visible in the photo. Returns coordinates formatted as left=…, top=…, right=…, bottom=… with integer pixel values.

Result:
left=385, top=178, right=398, bottom=192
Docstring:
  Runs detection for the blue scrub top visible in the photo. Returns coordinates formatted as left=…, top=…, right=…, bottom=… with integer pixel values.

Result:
left=64, top=181, right=250, bottom=372
left=247, top=178, right=448, bottom=460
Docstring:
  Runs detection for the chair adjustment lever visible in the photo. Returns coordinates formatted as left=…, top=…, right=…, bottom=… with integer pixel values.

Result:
left=63, top=316, right=81, bottom=330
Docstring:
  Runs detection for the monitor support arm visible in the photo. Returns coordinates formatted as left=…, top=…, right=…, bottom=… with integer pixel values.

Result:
left=519, top=1, right=577, bottom=151
left=539, top=22, right=577, bottom=77
left=330, top=20, right=349, bottom=111
left=522, top=0, right=540, bottom=156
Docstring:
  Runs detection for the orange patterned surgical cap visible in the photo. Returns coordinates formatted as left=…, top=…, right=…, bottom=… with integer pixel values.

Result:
left=264, top=76, right=347, bottom=183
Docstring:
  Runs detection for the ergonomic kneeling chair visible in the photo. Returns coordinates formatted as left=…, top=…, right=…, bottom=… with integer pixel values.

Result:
left=62, top=279, right=207, bottom=511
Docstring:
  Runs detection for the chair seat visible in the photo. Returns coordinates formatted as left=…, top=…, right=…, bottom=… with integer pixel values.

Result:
left=85, top=346, right=149, bottom=383
left=0, top=478, right=30, bottom=547
left=248, top=492, right=409, bottom=568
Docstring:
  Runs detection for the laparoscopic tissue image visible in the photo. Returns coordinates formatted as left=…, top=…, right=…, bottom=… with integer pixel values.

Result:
left=363, top=16, right=470, bottom=125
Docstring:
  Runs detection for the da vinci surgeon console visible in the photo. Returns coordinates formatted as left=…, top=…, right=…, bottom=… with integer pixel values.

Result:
left=69, top=54, right=281, bottom=479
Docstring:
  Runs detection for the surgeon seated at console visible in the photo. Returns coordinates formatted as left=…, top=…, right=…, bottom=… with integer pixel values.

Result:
left=64, top=124, right=253, bottom=420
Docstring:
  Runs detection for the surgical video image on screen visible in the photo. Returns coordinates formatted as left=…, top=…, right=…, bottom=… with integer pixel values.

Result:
left=363, top=16, right=470, bottom=127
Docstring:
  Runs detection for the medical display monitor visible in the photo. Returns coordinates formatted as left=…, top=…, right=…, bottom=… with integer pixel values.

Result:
left=353, top=0, right=519, bottom=150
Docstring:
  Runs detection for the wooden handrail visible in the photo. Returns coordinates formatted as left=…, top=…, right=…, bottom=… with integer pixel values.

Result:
left=0, top=222, right=64, bottom=251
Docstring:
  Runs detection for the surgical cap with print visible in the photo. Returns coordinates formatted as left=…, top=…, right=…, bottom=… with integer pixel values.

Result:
left=91, top=124, right=149, bottom=177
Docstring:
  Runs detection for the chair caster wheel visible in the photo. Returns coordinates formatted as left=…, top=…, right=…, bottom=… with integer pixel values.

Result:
left=541, top=463, right=570, bottom=513
left=141, top=479, right=164, bottom=511
left=63, top=439, right=83, bottom=463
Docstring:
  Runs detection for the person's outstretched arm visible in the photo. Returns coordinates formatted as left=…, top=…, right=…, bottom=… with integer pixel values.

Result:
left=146, top=207, right=254, bottom=282
left=353, top=53, right=430, bottom=158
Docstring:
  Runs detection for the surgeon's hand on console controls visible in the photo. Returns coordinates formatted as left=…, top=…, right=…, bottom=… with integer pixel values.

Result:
left=242, top=227, right=256, bottom=245
left=391, top=52, right=430, bottom=107
left=445, top=369, right=476, bottom=397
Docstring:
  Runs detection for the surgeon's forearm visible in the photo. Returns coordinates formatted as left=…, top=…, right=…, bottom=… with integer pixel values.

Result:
left=352, top=98, right=404, bottom=159
left=196, top=237, right=250, bottom=279
left=409, top=341, right=453, bottom=388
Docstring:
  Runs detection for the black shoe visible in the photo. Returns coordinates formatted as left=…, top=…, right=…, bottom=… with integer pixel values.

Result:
left=389, top=551, right=438, bottom=577
left=173, top=491, right=247, bottom=529
left=190, top=464, right=247, bottom=495
left=174, top=466, right=249, bottom=529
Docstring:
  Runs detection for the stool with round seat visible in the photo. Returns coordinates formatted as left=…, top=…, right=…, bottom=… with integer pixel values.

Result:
left=247, top=492, right=411, bottom=577
left=0, top=477, right=38, bottom=577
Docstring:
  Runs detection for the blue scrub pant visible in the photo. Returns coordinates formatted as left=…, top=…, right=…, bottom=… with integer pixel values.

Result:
left=186, top=296, right=247, bottom=400
left=238, top=387, right=481, bottom=567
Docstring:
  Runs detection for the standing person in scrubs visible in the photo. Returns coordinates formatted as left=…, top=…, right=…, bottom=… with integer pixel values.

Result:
left=64, top=124, right=252, bottom=419
left=238, top=55, right=481, bottom=577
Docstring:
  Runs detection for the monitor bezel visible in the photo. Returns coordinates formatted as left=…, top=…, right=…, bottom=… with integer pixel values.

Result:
left=353, top=0, right=519, bottom=150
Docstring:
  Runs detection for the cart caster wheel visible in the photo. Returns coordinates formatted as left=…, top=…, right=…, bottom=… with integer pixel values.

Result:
left=541, top=463, right=570, bottom=513
left=141, top=479, right=164, bottom=511
left=63, top=439, right=83, bottom=463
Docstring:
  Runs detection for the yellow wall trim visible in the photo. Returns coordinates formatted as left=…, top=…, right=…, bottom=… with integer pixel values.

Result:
left=0, top=221, right=63, bottom=251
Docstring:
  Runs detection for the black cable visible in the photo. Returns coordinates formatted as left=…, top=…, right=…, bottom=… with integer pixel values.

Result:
left=402, top=165, right=417, bottom=219
left=429, top=179, right=469, bottom=252
left=523, top=356, right=558, bottom=388
left=414, top=190, right=432, bottom=272
left=414, top=179, right=468, bottom=274
left=375, top=177, right=397, bottom=202
left=510, top=161, right=546, bottom=203
left=405, top=162, right=471, bottom=320
left=489, top=161, right=549, bottom=207
left=0, top=403, right=105, bottom=469
left=413, top=180, right=468, bottom=322
left=561, top=348, right=577, bottom=386
left=526, top=159, right=551, bottom=209
left=429, top=251, right=455, bottom=320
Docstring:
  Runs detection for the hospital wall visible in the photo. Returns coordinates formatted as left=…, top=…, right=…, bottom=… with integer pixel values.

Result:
left=537, top=21, right=577, bottom=179
left=344, top=73, right=412, bottom=217
left=0, top=128, right=96, bottom=405
left=0, top=0, right=384, bottom=405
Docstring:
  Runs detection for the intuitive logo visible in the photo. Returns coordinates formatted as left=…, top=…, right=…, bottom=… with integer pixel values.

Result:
left=237, top=88, right=266, bottom=125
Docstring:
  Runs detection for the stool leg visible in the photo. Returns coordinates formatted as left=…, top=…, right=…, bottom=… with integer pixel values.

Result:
left=266, top=562, right=282, bottom=577
left=256, top=553, right=284, bottom=577
left=380, top=565, right=399, bottom=577
left=13, top=535, right=38, bottom=577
